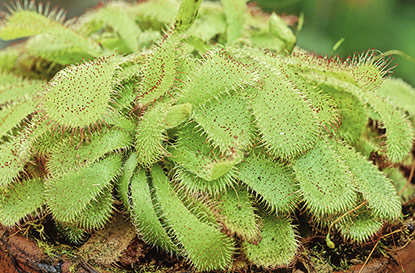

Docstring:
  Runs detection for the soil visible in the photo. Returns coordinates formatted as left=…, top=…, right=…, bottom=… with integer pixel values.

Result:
left=341, top=241, right=415, bottom=273
left=0, top=226, right=77, bottom=273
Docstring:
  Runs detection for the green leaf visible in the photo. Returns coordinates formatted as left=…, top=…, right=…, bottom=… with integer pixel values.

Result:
left=0, top=178, right=45, bottom=227
left=90, top=4, right=141, bottom=52
left=174, top=55, right=198, bottom=90
left=174, top=0, right=203, bottom=33
left=0, top=73, right=44, bottom=105
left=337, top=211, right=383, bottom=243
left=250, top=33, right=285, bottom=52
left=321, top=85, right=367, bottom=143
left=180, top=193, right=218, bottom=225
left=135, top=102, right=168, bottom=166
left=0, top=48, right=19, bottom=71
left=0, top=71, right=23, bottom=85
left=112, top=82, right=138, bottom=112
left=32, top=130, right=69, bottom=156
left=286, top=49, right=384, bottom=92
left=0, top=10, right=62, bottom=39
left=363, top=91, right=413, bottom=163
left=118, top=152, right=139, bottom=208
left=26, top=33, right=96, bottom=64
left=169, top=123, right=242, bottom=181
left=356, top=88, right=414, bottom=162
left=173, top=166, right=236, bottom=196
left=0, top=118, right=50, bottom=186
left=192, top=94, right=253, bottom=152
left=56, top=222, right=88, bottom=245
left=238, top=153, right=299, bottom=213
left=131, top=0, right=178, bottom=29
left=250, top=13, right=295, bottom=52
left=331, top=140, right=401, bottom=221
left=288, top=78, right=340, bottom=133
left=107, top=113, right=137, bottom=133
left=0, top=100, right=34, bottom=139
left=177, top=50, right=256, bottom=106
left=138, top=37, right=177, bottom=106
left=384, top=168, right=414, bottom=203
left=310, top=76, right=414, bottom=163
left=39, top=55, right=120, bottom=129
left=164, top=103, right=192, bottom=129
left=188, top=4, right=226, bottom=42
left=0, top=137, right=29, bottom=187
left=45, top=154, right=122, bottom=223
left=280, top=65, right=340, bottom=132
left=243, top=216, right=297, bottom=268
left=217, top=187, right=259, bottom=241
left=47, top=128, right=132, bottom=177
left=0, top=9, right=100, bottom=61
left=221, top=0, right=247, bottom=44
left=377, top=78, right=415, bottom=117
left=250, top=77, right=318, bottom=159
left=128, top=167, right=178, bottom=254
left=293, top=138, right=357, bottom=216
left=268, top=13, right=296, bottom=50
left=115, top=63, right=142, bottom=84
left=76, top=186, right=114, bottom=230
left=152, top=165, right=235, bottom=271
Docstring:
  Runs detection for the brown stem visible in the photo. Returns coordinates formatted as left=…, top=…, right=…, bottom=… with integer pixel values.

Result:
left=399, top=159, right=415, bottom=196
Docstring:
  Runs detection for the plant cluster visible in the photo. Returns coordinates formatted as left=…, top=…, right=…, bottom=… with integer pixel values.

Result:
left=0, top=0, right=414, bottom=271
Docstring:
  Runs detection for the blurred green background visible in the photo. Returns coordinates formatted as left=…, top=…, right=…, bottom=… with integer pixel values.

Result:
left=255, top=0, right=415, bottom=85
left=0, top=0, right=413, bottom=84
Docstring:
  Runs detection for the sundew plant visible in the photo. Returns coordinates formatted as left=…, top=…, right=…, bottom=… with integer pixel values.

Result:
left=1, top=0, right=415, bottom=271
